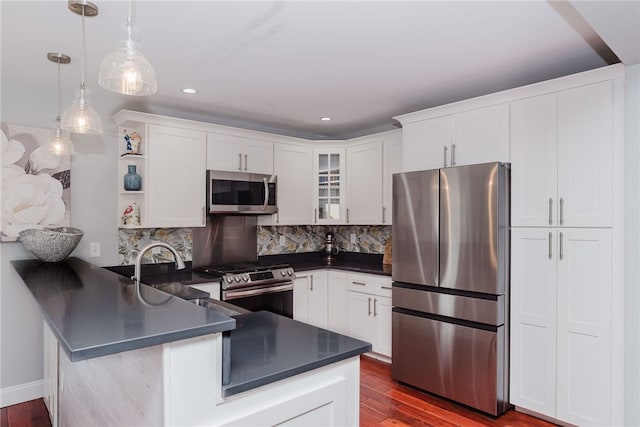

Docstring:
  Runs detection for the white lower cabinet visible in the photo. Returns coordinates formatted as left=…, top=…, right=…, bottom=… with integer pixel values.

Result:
left=293, top=270, right=328, bottom=329
left=189, top=282, right=221, bottom=300
left=510, top=227, right=612, bottom=426
left=327, top=271, right=348, bottom=335
left=346, top=273, right=392, bottom=358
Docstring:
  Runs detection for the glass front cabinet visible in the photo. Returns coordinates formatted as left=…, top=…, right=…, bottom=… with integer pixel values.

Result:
left=313, top=148, right=346, bottom=224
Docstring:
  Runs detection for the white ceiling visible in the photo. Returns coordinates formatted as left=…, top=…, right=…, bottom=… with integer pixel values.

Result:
left=1, top=1, right=638, bottom=140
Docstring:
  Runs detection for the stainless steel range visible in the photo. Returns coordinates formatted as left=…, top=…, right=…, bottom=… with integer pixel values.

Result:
left=197, top=263, right=295, bottom=297
left=192, top=215, right=295, bottom=318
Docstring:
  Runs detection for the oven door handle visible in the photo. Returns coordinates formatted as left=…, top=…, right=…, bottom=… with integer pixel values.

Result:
left=224, top=283, right=293, bottom=300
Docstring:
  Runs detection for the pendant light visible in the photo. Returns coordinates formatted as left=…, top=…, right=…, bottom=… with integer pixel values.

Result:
left=61, top=0, right=103, bottom=134
left=46, top=52, right=74, bottom=156
left=98, top=0, right=157, bottom=96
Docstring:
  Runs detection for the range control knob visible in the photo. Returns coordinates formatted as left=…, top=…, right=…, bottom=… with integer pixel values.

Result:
left=234, top=276, right=241, bottom=283
left=281, top=270, right=287, bottom=277
left=243, top=275, right=249, bottom=282
left=287, top=268, right=294, bottom=276
left=225, top=276, right=233, bottom=284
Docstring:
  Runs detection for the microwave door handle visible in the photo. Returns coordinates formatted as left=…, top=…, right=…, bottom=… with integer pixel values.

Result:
left=263, top=178, right=269, bottom=211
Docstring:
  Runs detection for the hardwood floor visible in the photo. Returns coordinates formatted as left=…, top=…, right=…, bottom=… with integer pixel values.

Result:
left=1, top=356, right=556, bottom=427
left=359, top=356, right=557, bottom=427
left=0, top=398, right=50, bottom=427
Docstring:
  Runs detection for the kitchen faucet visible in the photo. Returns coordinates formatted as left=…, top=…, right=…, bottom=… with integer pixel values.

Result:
left=132, top=242, right=186, bottom=292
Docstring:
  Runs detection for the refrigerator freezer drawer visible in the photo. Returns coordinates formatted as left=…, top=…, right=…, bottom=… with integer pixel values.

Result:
left=391, top=310, right=508, bottom=416
left=393, top=284, right=505, bottom=326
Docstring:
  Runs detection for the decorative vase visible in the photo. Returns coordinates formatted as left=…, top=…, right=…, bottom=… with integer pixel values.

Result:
left=124, top=165, right=142, bottom=191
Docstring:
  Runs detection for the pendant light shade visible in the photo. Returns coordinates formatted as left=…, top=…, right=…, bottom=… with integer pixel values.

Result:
left=61, top=84, right=102, bottom=134
left=61, top=0, right=103, bottom=135
left=98, top=0, right=157, bottom=96
left=46, top=52, right=74, bottom=156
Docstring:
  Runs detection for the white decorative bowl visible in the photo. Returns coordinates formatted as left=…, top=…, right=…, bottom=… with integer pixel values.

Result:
left=18, top=227, right=84, bottom=262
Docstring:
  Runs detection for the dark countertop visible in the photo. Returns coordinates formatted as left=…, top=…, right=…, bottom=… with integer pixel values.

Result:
left=223, top=310, right=372, bottom=397
left=12, top=257, right=236, bottom=361
left=259, top=252, right=392, bottom=276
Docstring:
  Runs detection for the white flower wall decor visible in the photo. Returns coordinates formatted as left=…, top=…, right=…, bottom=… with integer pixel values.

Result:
left=1, top=123, right=71, bottom=242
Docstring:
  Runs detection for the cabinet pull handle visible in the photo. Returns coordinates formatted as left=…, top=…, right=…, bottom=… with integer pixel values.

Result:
left=548, top=198, right=553, bottom=225
left=443, top=145, right=448, bottom=168
left=244, top=154, right=248, bottom=171
left=373, top=298, right=378, bottom=317
left=368, top=297, right=372, bottom=316
left=381, top=286, right=392, bottom=290
left=310, top=275, right=314, bottom=291
left=559, top=232, right=564, bottom=260
left=314, top=208, right=317, bottom=223
left=548, top=232, right=553, bottom=260
left=559, top=198, right=564, bottom=226
left=202, top=206, right=206, bottom=225
left=346, top=208, right=350, bottom=224
left=382, top=206, right=386, bottom=223
left=352, top=281, right=366, bottom=286
left=238, top=153, right=242, bottom=171
left=451, top=143, right=456, bottom=166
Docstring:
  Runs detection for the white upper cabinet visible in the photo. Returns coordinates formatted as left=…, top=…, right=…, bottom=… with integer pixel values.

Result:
left=206, top=133, right=273, bottom=175
left=401, top=104, right=509, bottom=172
left=147, top=125, right=207, bottom=227
left=511, top=81, right=613, bottom=227
left=382, top=136, right=402, bottom=224
left=346, top=141, right=383, bottom=224
left=273, top=142, right=313, bottom=225
left=402, top=115, right=452, bottom=172
left=313, top=148, right=346, bottom=224
left=556, top=81, right=613, bottom=227
left=452, top=103, right=509, bottom=166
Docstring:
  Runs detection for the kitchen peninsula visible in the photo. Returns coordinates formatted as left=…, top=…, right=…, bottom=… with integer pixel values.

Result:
left=12, top=257, right=371, bottom=426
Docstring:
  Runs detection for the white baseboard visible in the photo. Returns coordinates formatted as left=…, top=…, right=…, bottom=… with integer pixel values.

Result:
left=0, top=380, right=44, bottom=408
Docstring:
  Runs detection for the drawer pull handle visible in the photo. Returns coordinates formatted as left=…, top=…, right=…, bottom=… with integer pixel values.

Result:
left=381, top=286, right=392, bottom=290
left=352, top=281, right=366, bottom=286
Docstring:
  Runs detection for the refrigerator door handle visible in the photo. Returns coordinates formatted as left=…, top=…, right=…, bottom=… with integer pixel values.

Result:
left=549, top=232, right=553, bottom=259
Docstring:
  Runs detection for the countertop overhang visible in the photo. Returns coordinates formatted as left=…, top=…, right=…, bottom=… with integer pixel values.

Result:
left=11, top=257, right=236, bottom=361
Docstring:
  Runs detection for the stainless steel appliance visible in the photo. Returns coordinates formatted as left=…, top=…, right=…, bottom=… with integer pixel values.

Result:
left=193, top=215, right=295, bottom=318
left=208, top=170, right=277, bottom=215
left=391, top=162, right=510, bottom=416
left=322, top=232, right=339, bottom=262
left=196, top=263, right=295, bottom=318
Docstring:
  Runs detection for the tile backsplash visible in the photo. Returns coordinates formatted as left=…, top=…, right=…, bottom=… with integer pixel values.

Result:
left=119, top=224, right=391, bottom=264
left=119, top=228, right=192, bottom=265
left=257, top=225, right=391, bottom=256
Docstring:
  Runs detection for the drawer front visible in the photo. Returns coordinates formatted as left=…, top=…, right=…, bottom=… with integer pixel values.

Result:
left=347, top=273, right=392, bottom=297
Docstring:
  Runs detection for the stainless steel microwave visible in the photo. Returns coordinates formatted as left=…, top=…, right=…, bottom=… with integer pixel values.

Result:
left=208, top=170, right=277, bottom=215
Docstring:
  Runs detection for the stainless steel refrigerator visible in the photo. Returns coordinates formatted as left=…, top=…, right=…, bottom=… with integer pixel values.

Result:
left=391, top=162, right=510, bottom=416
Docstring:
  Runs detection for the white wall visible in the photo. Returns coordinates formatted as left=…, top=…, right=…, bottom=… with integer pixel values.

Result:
left=625, top=63, right=640, bottom=427
left=0, top=81, right=120, bottom=405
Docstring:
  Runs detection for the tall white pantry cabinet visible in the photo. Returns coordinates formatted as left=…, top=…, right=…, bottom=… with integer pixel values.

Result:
left=510, top=75, right=624, bottom=426
left=396, top=64, right=625, bottom=427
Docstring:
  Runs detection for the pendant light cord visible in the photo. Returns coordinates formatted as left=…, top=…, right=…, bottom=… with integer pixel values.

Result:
left=81, top=5, right=86, bottom=88
left=128, top=0, right=133, bottom=25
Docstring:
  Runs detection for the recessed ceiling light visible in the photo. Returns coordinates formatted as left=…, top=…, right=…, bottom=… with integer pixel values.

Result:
left=320, top=117, right=332, bottom=121
left=181, top=88, right=198, bottom=94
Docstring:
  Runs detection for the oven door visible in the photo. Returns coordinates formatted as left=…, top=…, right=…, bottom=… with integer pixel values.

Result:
left=208, top=170, right=277, bottom=215
left=222, top=282, right=293, bottom=318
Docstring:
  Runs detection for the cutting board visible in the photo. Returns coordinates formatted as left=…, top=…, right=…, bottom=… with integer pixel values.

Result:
left=383, top=238, right=392, bottom=265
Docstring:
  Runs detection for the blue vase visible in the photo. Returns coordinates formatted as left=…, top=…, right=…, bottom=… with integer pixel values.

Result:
left=124, top=165, right=142, bottom=191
